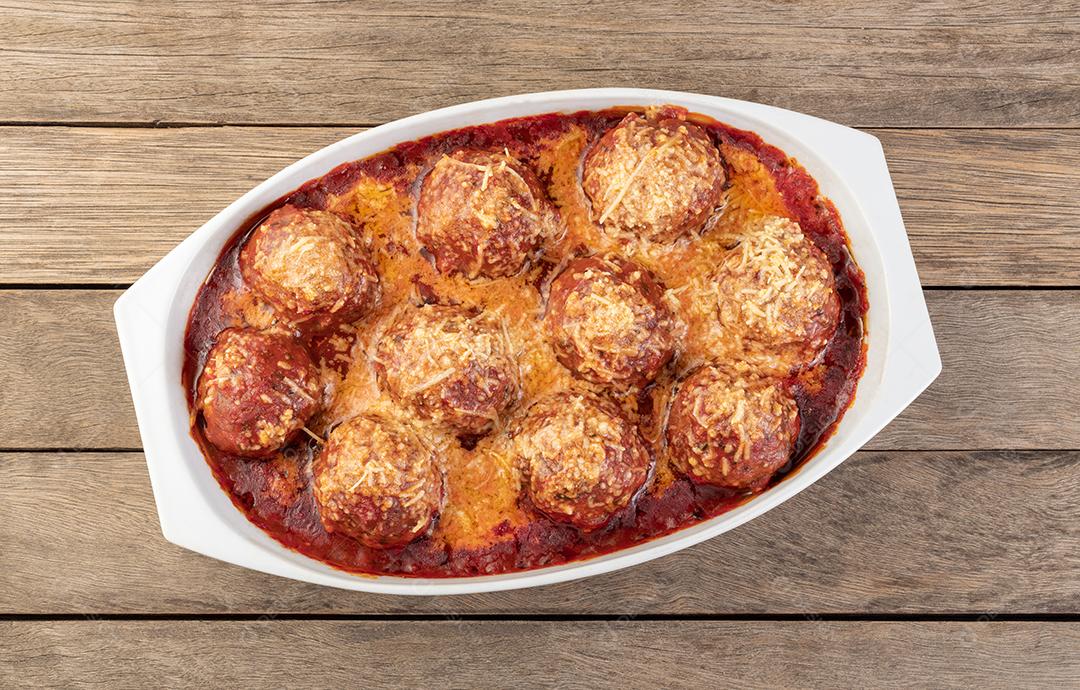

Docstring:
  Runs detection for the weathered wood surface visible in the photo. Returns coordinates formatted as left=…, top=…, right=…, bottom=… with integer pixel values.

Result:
left=2, top=289, right=1076, bottom=451
left=2, top=127, right=1079, bottom=285
left=3, top=1, right=1079, bottom=683
left=2, top=1, right=1078, bottom=128
left=3, top=619, right=1079, bottom=688
left=3, top=450, right=1077, bottom=615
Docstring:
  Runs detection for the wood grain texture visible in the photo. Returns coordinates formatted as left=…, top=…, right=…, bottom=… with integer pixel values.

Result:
left=2, top=289, right=1077, bottom=451
left=3, top=450, right=1078, bottom=615
left=1, top=1, right=1078, bottom=128
left=3, top=620, right=1079, bottom=688
left=869, top=290, right=1080, bottom=450
left=1, top=1, right=1076, bottom=679
left=0, top=291, right=136, bottom=449
left=881, top=129, right=1080, bottom=286
left=2, top=127, right=1079, bottom=285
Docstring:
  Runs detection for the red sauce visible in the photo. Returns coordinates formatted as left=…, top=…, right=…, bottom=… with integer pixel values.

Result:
left=183, top=107, right=868, bottom=578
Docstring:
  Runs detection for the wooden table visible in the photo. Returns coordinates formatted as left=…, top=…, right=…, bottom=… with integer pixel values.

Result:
left=2, top=2, right=1078, bottom=686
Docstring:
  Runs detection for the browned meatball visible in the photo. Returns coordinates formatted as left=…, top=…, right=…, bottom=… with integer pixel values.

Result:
left=416, top=149, right=558, bottom=279
left=546, top=254, right=679, bottom=388
left=715, top=216, right=840, bottom=374
left=666, top=365, right=800, bottom=490
left=510, top=392, right=651, bottom=531
left=240, top=204, right=381, bottom=330
left=373, top=304, right=520, bottom=436
left=196, top=327, right=321, bottom=457
left=582, top=111, right=725, bottom=243
left=312, top=414, right=442, bottom=548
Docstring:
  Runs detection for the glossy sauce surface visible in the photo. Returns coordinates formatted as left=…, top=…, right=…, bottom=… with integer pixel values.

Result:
left=183, top=107, right=868, bottom=577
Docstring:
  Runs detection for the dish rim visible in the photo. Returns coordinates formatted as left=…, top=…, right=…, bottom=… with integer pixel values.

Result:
left=114, top=87, right=941, bottom=595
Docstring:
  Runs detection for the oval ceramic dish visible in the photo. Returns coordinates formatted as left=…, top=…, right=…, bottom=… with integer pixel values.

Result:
left=115, top=88, right=940, bottom=595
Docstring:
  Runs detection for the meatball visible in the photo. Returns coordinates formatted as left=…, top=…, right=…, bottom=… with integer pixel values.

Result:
left=546, top=253, right=679, bottom=388
left=582, top=111, right=725, bottom=243
left=715, top=216, right=840, bottom=374
left=240, top=204, right=381, bottom=330
left=196, top=327, right=321, bottom=457
left=416, top=149, right=558, bottom=279
left=312, top=414, right=442, bottom=548
left=510, top=392, right=651, bottom=531
left=666, top=365, right=800, bottom=490
left=373, top=304, right=520, bottom=436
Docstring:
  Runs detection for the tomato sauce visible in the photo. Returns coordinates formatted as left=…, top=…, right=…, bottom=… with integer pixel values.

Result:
left=182, top=107, right=868, bottom=578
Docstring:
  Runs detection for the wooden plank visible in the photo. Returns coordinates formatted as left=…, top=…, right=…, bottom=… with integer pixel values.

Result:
left=3, top=620, right=1079, bottom=687
left=882, top=129, right=1080, bottom=287
left=2, top=289, right=1076, bottom=451
left=1, top=1, right=1077, bottom=128
left=2, top=450, right=1078, bottom=615
left=0, top=126, right=352, bottom=285
left=2, top=126, right=1079, bottom=285
left=0, top=291, right=137, bottom=449
left=868, top=289, right=1080, bottom=450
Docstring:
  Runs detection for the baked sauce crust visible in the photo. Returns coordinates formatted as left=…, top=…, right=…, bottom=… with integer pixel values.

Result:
left=182, top=105, right=869, bottom=578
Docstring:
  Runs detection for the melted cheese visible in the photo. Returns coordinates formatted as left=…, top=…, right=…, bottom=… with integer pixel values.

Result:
left=216, top=121, right=836, bottom=551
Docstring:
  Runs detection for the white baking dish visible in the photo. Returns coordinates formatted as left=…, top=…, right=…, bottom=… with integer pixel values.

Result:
left=114, top=88, right=940, bottom=595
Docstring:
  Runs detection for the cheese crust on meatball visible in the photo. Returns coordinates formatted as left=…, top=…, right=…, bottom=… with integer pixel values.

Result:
left=715, top=216, right=841, bottom=374
left=240, top=204, right=381, bottom=329
left=196, top=327, right=322, bottom=457
left=583, top=111, right=726, bottom=244
left=374, top=304, right=521, bottom=436
left=312, top=414, right=443, bottom=548
left=510, top=392, right=652, bottom=531
left=417, top=149, right=558, bottom=279
left=666, top=365, right=799, bottom=490
left=546, top=253, right=680, bottom=388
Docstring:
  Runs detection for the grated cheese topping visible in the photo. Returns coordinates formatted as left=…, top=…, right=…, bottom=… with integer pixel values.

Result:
left=416, top=149, right=559, bottom=279
left=197, top=327, right=322, bottom=456
left=242, top=204, right=381, bottom=327
left=312, top=413, right=442, bottom=548
left=373, top=303, right=521, bottom=435
left=510, top=391, right=651, bottom=531
left=582, top=112, right=725, bottom=244
left=547, top=254, right=680, bottom=387
left=667, top=364, right=799, bottom=489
